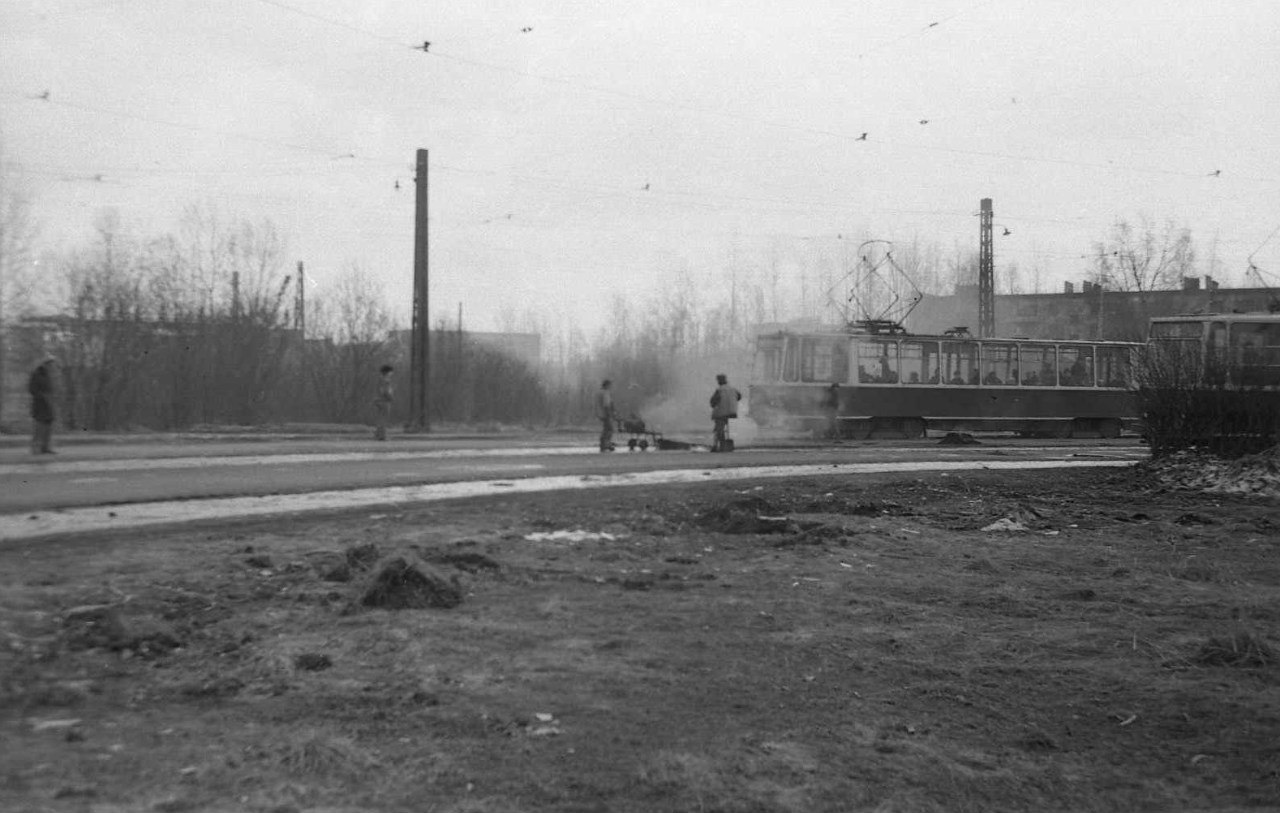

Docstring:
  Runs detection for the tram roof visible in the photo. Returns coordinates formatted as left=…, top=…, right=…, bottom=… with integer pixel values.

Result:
left=1150, top=311, right=1280, bottom=323
left=754, top=328, right=1140, bottom=346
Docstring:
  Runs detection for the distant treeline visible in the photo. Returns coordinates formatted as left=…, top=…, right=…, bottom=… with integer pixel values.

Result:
left=5, top=205, right=1213, bottom=432
left=9, top=209, right=757, bottom=430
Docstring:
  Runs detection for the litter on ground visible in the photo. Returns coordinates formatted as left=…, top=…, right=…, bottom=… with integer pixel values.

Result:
left=981, top=517, right=1030, bottom=532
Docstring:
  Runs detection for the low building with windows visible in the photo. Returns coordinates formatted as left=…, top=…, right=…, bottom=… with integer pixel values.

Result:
left=906, top=277, right=1279, bottom=342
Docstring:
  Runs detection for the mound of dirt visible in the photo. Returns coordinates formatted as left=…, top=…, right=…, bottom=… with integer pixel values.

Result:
left=697, top=497, right=795, bottom=534
left=345, top=542, right=382, bottom=571
left=62, top=605, right=182, bottom=656
left=307, top=542, right=384, bottom=583
left=1148, top=446, right=1280, bottom=498
left=359, top=557, right=462, bottom=610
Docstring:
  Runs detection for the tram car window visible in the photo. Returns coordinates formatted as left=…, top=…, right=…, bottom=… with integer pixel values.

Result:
left=1231, top=321, right=1280, bottom=387
left=1150, top=321, right=1205, bottom=340
left=754, top=334, right=785, bottom=382
left=1096, top=345, right=1133, bottom=388
left=1058, top=345, right=1095, bottom=387
left=1019, top=345, right=1056, bottom=386
left=900, top=340, right=939, bottom=385
left=799, top=337, right=850, bottom=382
left=981, top=343, right=1017, bottom=386
left=782, top=335, right=802, bottom=382
left=832, top=339, right=850, bottom=382
left=941, top=340, right=978, bottom=385
left=855, top=340, right=899, bottom=383
left=1205, top=321, right=1231, bottom=371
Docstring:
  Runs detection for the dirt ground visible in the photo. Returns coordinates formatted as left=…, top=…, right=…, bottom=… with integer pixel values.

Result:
left=1, top=462, right=1278, bottom=813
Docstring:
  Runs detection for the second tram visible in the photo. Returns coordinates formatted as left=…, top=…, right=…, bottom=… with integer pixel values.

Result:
left=749, top=323, right=1140, bottom=439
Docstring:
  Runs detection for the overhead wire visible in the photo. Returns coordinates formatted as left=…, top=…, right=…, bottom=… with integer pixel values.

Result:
left=11, top=0, right=1277, bottom=197
left=8, top=2, right=1278, bottom=281
left=240, top=0, right=1278, bottom=185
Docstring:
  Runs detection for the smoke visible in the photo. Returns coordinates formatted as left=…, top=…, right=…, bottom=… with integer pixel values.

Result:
left=617, top=348, right=759, bottom=445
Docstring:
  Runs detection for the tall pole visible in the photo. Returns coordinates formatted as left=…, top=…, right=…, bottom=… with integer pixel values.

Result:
left=296, top=260, right=305, bottom=338
left=978, top=198, right=995, bottom=338
left=409, top=149, right=431, bottom=431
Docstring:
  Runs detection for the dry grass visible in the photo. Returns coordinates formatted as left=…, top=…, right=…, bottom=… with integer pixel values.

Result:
left=1, top=467, right=1278, bottom=812
left=1194, top=629, right=1277, bottom=667
left=274, top=730, right=381, bottom=779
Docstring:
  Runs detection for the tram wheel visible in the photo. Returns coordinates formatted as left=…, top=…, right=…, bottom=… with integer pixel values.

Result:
left=627, top=438, right=638, bottom=451
left=639, top=438, right=650, bottom=450
left=1098, top=419, right=1122, bottom=439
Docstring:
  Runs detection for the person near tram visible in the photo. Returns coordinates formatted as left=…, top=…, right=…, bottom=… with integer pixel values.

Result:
left=822, top=381, right=841, bottom=439
left=710, top=373, right=742, bottom=450
left=28, top=356, right=57, bottom=455
left=373, top=364, right=394, bottom=441
left=595, top=379, right=617, bottom=452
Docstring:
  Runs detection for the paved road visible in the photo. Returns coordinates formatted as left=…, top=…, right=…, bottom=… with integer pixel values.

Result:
left=0, top=434, right=1147, bottom=515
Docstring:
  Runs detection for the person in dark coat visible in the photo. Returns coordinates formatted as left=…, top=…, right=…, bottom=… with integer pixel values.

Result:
left=374, top=364, right=394, bottom=441
left=822, top=382, right=841, bottom=439
left=28, top=356, right=56, bottom=455
left=709, top=373, right=742, bottom=449
left=594, top=379, right=617, bottom=452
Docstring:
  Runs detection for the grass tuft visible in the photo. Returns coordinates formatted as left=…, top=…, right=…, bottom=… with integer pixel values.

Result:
left=1193, top=630, right=1276, bottom=667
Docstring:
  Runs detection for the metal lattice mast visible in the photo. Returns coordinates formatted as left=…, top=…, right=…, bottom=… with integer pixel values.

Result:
left=978, top=197, right=995, bottom=337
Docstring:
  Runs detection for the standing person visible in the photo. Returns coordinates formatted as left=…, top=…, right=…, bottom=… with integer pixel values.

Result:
left=822, top=382, right=841, bottom=439
left=373, top=364, right=394, bottom=441
left=709, top=373, right=741, bottom=451
left=594, top=379, right=617, bottom=452
left=28, top=356, right=56, bottom=455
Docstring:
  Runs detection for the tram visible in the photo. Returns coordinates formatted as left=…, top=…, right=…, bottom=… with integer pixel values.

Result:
left=749, top=321, right=1140, bottom=439
left=1147, top=311, right=1280, bottom=389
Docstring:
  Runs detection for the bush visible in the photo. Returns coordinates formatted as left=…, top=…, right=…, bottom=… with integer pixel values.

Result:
left=1135, top=344, right=1280, bottom=458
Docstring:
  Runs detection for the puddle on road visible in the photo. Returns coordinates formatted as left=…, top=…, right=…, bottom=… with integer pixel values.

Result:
left=0, top=459, right=1134, bottom=542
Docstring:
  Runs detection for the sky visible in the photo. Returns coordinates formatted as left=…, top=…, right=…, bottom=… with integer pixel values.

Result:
left=3, top=0, right=1279, bottom=337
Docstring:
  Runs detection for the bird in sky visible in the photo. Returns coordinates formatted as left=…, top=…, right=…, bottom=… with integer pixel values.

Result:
left=521, top=26, right=533, bottom=33
left=416, top=41, right=430, bottom=52
left=856, top=132, right=867, bottom=141
left=1208, top=169, right=1221, bottom=177
left=394, top=179, right=401, bottom=190
left=919, top=119, right=930, bottom=125
left=928, top=21, right=939, bottom=27
left=333, top=152, right=355, bottom=160
left=642, top=183, right=650, bottom=191
left=1002, top=227, right=1012, bottom=236
left=31, top=90, right=50, bottom=101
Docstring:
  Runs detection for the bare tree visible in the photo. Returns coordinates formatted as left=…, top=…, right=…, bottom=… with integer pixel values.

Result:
left=305, top=263, right=397, bottom=423
left=1000, top=261, right=1023, bottom=295
left=57, top=211, right=154, bottom=429
left=1092, top=216, right=1196, bottom=292
left=0, top=180, right=38, bottom=427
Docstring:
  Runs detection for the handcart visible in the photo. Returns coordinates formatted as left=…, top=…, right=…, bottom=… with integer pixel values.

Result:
left=617, top=415, right=663, bottom=451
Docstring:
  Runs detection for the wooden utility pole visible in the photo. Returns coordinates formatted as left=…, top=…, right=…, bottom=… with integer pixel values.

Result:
left=408, top=149, right=430, bottom=431
left=978, top=198, right=995, bottom=338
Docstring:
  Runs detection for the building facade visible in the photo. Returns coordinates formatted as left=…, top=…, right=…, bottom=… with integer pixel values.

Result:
left=906, top=277, right=1279, bottom=342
